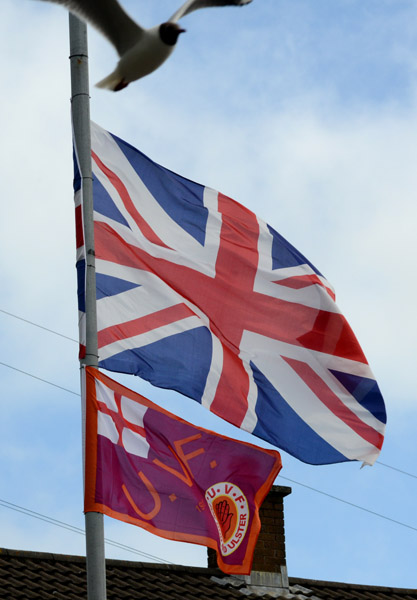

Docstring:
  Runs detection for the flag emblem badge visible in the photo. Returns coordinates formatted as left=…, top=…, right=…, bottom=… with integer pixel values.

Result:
left=206, top=482, right=249, bottom=556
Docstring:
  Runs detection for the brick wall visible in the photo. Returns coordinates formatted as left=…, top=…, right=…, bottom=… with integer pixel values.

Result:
left=207, top=485, right=291, bottom=572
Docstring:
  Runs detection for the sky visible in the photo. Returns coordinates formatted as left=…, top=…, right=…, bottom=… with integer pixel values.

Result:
left=1, top=0, right=417, bottom=589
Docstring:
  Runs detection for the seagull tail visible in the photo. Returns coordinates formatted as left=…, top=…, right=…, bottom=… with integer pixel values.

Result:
left=95, top=70, right=129, bottom=92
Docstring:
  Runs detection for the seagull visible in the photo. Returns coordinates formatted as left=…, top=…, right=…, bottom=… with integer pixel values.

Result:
left=39, top=0, right=253, bottom=91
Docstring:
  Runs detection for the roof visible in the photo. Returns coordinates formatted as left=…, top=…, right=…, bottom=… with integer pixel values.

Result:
left=1, top=548, right=416, bottom=600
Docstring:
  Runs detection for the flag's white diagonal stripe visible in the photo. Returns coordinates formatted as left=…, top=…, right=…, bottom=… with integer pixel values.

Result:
left=97, top=281, right=180, bottom=332
left=239, top=358, right=259, bottom=434
left=241, top=332, right=383, bottom=461
left=241, top=332, right=381, bottom=423
left=96, top=259, right=216, bottom=337
left=255, top=219, right=339, bottom=312
left=98, top=316, right=202, bottom=361
left=201, top=332, right=223, bottom=411
left=94, top=203, right=219, bottom=277
left=91, top=122, right=220, bottom=274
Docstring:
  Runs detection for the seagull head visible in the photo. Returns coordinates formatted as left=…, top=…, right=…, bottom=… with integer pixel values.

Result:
left=159, top=22, right=186, bottom=46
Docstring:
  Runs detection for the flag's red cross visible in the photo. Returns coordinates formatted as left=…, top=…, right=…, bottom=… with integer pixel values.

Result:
left=92, top=152, right=382, bottom=450
left=97, top=392, right=146, bottom=447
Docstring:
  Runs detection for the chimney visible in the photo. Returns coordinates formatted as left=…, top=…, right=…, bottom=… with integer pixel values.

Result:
left=208, top=485, right=292, bottom=590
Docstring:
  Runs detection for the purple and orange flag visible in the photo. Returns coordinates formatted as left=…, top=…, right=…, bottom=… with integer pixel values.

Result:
left=83, top=367, right=281, bottom=574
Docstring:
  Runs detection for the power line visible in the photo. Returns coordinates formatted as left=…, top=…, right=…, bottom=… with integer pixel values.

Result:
left=2, top=309, right=417, bottom=512
left=279, top=476, right=417, bottom=532
left=2, top=354, right=417, bottom=483
left=1, top=358, right=417, bottom=537
left=0, top=498, right=172, bottom=564
left=0, top=361, right=79, bottom=396
left=0, top=308, right=78, bottom=343
left=376, top=461, right=417, bottom=480
left=2, top=355, right=417, bottom=482
left=1, top=477, right=417, bottom=577
left=1, top=356, right=417, bottom=531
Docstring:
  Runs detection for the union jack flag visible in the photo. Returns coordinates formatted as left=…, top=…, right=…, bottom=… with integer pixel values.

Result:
left=74, top=122, right=386, bottom=466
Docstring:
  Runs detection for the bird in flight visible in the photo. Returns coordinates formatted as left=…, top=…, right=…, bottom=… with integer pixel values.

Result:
left=38, top=0, right=253, bottom=91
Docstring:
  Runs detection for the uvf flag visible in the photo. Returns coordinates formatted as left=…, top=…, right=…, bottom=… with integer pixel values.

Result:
left=74, top=122, right=386, bottom=466
left=82, top=367, right=281, bottom=574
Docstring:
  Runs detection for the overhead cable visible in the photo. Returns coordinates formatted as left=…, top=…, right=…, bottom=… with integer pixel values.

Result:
left=0, top=361, right=79, bottom=396
left=1, top=355, right=416, bottom=482
left=0, top=498, right=172, bottom=564
left=0, top=308, right=78, bottom=343
left=279, top=476, right=417, bottom=532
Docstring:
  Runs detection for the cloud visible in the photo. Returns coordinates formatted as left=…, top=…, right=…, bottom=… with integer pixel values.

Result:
left=1, top=0, right=416, bottom=587
left=2, top=1, right=416, bottom=405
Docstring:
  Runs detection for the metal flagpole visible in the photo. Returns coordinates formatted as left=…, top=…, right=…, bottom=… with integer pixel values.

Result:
left=69, top=13, right=107, bottom=600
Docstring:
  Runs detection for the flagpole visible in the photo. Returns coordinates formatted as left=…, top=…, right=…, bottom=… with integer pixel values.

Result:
left=69, top=13, right=107, bottom=600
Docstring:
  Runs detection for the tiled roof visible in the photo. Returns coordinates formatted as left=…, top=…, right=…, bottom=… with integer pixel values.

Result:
left=0, top=548, right=416, bottom=600
left=288, top=578, right=417, bottom=600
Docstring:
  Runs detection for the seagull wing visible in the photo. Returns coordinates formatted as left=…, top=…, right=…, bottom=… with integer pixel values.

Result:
left=40, top=0, right=143, bottom=55
left=168, top=0, right=253, bottom=23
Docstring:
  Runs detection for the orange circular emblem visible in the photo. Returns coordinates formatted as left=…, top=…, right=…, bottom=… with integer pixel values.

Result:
left=205, top=482, right=249, bottom=556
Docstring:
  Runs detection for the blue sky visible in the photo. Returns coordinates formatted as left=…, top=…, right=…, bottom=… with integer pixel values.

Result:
left=1, top=0, right=417, bottom=589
